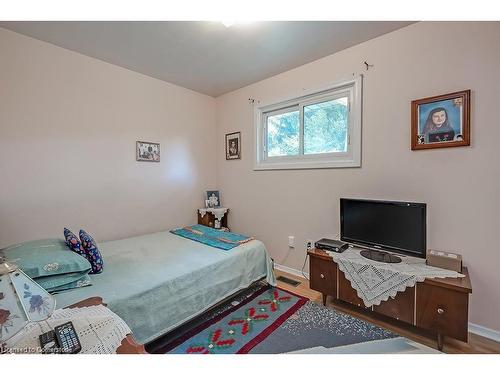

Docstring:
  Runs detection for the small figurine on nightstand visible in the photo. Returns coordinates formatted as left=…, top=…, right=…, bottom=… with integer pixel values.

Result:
left=214, top=219, right=221, bottom=229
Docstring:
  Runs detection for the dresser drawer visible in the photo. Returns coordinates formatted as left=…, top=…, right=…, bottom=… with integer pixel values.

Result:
left=338, top=270, right=367, bottom=308
left=309, top=256, right=337, bottom=297
left=373, top=286, right=415, bottom=324
left=416, top=283, right=469, bottom=341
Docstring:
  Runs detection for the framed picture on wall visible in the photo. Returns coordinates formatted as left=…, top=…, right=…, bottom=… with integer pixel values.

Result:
left=225, top=132, right=241, bottom=160
left=411, top=90, right=470, bottom=150
left=136, top=141, right=160, bottom=162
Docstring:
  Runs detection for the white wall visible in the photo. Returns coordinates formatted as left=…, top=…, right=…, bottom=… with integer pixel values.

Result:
left=0, top=27, right=217, bottom=245
left=216, top=22, right=500, bottom=331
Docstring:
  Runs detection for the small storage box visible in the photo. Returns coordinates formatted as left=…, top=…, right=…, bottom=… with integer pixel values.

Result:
left=426, top=250, right=462, bottom=272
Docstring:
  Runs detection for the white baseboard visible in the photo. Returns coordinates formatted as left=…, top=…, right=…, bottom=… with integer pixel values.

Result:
left=469, top=323, right=500, bottom=343
left=275, top=263, right=500, bottom=343
left=274, top=263, right=309, bottom=280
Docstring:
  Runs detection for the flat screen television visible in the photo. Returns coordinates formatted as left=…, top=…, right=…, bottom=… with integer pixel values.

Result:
left=340, top=198, right=426, bottom=258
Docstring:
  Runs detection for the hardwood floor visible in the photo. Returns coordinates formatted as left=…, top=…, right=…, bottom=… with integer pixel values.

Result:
left=275, top=269, right=500, bottom=354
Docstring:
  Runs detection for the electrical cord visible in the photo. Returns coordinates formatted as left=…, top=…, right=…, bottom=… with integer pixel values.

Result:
left=300, top=251, right=309, bottom=280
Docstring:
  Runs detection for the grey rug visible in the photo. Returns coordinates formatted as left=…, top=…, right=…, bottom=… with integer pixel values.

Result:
left=250, top=300, right=398, bottom=353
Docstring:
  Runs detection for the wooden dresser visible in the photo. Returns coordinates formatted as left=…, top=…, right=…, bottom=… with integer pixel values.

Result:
left=308, top=248, right=472, bottom=350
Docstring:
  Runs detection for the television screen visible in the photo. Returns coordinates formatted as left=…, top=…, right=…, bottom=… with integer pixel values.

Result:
left=340, top=198, right=426, bottom=258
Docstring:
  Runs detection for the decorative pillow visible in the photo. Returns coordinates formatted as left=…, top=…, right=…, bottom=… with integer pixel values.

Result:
left=1, top=238, right=91, bottom=278
left=79, top=230, right=103, bottom=274
left=63, top=228, right=86, bottom=257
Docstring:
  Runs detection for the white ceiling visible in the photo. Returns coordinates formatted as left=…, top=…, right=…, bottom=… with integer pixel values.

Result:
left=0, top=21, right=413, bottom=97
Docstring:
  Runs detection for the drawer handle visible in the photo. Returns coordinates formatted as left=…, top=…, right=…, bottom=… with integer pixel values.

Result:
left=320, top=273, right=325, bottom=279
left=437, top=308, right=445, bottom=315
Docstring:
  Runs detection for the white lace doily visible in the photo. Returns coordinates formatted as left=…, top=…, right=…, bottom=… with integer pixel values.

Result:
left=329, top=248, right=464, bottom=307
left=198, top=207, right=228, bottom=221
left=3, top=305, right=131, bottom=354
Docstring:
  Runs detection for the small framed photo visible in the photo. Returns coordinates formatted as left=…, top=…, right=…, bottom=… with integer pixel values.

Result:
left=206, top=190, right=221, bottom=208
left=225, top=132, right=241, bottom=160
left=411, top=90, right=470, bottom=150
left=136, top=141, right=160, bottom=162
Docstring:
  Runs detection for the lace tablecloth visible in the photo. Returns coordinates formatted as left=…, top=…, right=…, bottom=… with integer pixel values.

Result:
left=3, top=304, right=131, bottom=354
left=329, top=248, right=464, bottom=307
left=198, top=207, right=229, bottom=221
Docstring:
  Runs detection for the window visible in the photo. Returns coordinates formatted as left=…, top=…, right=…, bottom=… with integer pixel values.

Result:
left=255, top=77, right=362, bottom=170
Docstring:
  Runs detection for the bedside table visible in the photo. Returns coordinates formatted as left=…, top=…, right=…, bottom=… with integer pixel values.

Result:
left=68, top=297, right=146, bottom=354
left=2, top=296, right=146, bottom=354
left=198, top=207, right=229, bottom=231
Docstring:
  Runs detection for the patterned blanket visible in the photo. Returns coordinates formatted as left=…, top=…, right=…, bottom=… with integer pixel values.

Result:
left=170, top=225, right=254, bottom=250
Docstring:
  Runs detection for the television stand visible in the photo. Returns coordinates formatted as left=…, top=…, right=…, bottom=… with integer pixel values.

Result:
left=308, top=248, right=472, bottom=351
left=359, top=249, right=402, bottom=263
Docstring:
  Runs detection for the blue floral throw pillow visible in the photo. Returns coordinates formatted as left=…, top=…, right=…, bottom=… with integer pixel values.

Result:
left=79, top=230, right=104, bottom=274
left=64, top=228, right=86, bottom=257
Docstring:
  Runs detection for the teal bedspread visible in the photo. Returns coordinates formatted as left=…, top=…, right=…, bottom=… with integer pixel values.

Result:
left=54, top=231, right=276, bottom=344
left=170, top=224, right=253, bottom=250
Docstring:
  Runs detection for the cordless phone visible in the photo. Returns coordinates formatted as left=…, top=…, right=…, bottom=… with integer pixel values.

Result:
left=39, top=321, right=82, bottom=354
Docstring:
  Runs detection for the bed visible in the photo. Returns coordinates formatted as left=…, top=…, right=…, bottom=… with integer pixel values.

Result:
left=54, top=230, right=276, bottom=344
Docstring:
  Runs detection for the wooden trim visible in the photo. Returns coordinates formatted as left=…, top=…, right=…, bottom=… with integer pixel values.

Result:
left=469, top=323, right=500, bottom=343
left=274, top=263, right=309, bottom=279
left=411, top=89, right=471, bottom=151
left=67, top=296, right=106, bottom=308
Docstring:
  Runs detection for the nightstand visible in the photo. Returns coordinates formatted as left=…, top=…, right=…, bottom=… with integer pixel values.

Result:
left=68, top=297, right=146, bottom=354
left=2, top=297, right=146, bottom=354
left=198, top=207, right=229, bottom=231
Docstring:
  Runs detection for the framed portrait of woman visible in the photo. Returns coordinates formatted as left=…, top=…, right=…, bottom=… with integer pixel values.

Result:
left=411, top=90, right=470, bottom=150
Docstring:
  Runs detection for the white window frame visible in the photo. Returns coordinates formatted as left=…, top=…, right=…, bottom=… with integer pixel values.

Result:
left=254, top=76, right=362, bottom=170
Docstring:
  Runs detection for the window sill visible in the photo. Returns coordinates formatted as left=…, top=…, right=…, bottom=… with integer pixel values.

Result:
left=253, top=158, right=361, bottom=170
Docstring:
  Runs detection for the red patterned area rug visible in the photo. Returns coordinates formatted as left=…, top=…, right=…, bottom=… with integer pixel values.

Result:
left=160, top=285, right=307, bottom=354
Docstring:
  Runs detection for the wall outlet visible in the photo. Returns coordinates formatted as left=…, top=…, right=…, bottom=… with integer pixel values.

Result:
left=288, top=236, right=295, bottom=248
left=306, top=239, right=313, bottom=250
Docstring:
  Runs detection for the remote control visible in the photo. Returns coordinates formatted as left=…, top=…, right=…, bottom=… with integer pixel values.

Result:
left=54, top=321, right=82, bottom=354
left=39, top=330, right=58, bottom=354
